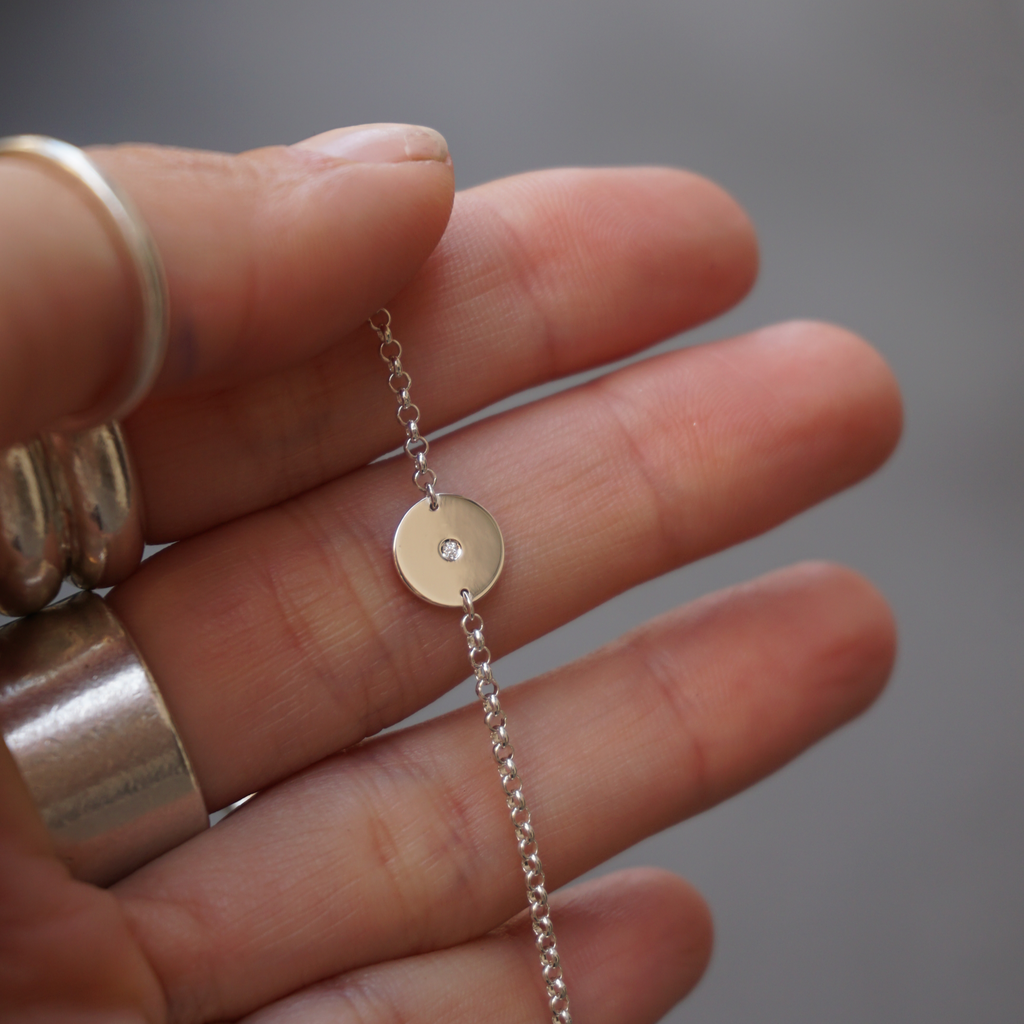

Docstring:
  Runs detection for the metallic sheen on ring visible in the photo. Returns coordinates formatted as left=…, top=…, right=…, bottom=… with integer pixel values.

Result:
left=0, top=422, right=146, bottom=615
left=0, top=438, right=67, bottom=617
left=0, top=592, right=207, bottom=885
left=44, top=422, right=145, bottom=591
left=0, top=133, right=169, bottom=423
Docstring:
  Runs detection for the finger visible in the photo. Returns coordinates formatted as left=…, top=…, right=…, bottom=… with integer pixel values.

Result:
left=240, top=869, right=711, bottom=1024
left=109, top=319, right=902, bottom=810
left=0, top=124, right=454, bottom=446
left=127, top=165, right=758, bottom=540
left=0, top=745, right=165, bottom=1019
left=114, top=563, right=894, bottom=1021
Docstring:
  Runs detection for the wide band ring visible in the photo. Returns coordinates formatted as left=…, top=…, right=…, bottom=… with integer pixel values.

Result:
left=0, top=134, right=169, bottom=423
left=0, top=592, right=207, bottom=886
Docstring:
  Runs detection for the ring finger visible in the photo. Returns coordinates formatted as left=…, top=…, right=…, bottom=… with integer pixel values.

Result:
left=114, top=562, right=895, bottom=1022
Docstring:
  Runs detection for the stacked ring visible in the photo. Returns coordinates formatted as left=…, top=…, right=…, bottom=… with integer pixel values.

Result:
left=0, top=134, right=168, bottom=615
left=0, top=136, right=208, bottom=884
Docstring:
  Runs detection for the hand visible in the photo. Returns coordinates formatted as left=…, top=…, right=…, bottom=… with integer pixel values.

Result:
left=0, top=123, right=901, bottom=1022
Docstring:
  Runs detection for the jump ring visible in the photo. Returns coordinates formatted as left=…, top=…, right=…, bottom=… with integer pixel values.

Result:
left=460, top=612, right=484, bottom=635
left=405, top=436, right=429, bottom=459
left=396, top=403, right=420, bottom=427
left=379, top=340, right=402, bottom=366
left=469, top=644, right=492, bottom=667
left=368, top=308, right=392, bottom=333
left=388, top=371, right=412, bottom=393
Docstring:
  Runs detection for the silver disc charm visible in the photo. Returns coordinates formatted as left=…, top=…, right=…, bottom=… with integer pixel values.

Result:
left=393, top=493, right=504, bottom=607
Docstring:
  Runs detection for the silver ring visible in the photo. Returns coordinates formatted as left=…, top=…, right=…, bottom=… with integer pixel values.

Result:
left=0, top=592, right=207, bottom=886
left=0, top=438, right=66, bottom=617
left=44, top=421, right=145, bottom=591
left=0, top=422, right=145, bottom=615
left=0, top=134, right=169, bottom=422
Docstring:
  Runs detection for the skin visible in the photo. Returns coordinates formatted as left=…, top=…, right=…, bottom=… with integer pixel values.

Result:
left=0, top=124, right=901, bottom=1023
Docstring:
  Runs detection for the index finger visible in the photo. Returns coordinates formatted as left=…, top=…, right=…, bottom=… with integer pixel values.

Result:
left=0, top=124, right=455, bottom=446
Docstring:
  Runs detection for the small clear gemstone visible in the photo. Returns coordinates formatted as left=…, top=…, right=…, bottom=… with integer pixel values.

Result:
left=439, top=538, right=463, bottom=562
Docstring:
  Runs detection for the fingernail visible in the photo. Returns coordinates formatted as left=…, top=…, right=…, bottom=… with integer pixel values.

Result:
left=293, top=123, right=449, bottom=163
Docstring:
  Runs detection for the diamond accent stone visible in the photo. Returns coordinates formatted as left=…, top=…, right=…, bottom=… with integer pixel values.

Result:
left=439, top=538, right=463, bottom=562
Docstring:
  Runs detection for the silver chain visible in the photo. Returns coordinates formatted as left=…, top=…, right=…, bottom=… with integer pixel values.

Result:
left=461, top=589, right=573, bottom=1024
left=368, top=308, right=439, bottom=509
left=368, top=309, right=573, bottom=1024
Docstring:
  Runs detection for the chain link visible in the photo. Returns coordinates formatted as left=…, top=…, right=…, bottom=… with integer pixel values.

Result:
left=367, top=308, right=439, bottom=509
left=461, top=588, right=574, bottom=1024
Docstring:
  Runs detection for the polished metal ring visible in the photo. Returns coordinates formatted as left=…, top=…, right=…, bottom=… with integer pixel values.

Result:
left=0, top=134, right=169, bottom=422
left=0, top=438, right=66, bottom=617
left=0, top=592, right=207, bottom=886
left=0, top=421, right=145, bottom=615
left=44, top=422, right=145, bottom=591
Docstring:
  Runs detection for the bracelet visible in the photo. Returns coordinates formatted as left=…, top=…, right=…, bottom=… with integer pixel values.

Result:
left=369, top=310, right=573, bottom=1024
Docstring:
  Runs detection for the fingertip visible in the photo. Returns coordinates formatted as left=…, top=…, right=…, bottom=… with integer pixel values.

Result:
left=558, top=867, right=713, bottom=1018
left=671, top=166, right=760, bottom=311
left=456, top=166, right=760, bottom=375
left=609, top=866, right=714, bottom=992
left=754, top=561, right=899, bottom=717
left=770, top=320, right=903, bottom=462
left=591, top=165, right=761, bottom=325
left=800, top=560, right=899, bottom=708
left=719, top=319, right=902, bottom=503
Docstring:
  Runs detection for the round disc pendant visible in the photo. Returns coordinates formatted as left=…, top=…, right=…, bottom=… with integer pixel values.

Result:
left=393, top=493, right=504, bottom=607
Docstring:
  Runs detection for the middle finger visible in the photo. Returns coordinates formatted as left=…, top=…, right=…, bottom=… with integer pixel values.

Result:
left=114, top=562, right=894, bottom=1023
left=108, top=318, right=900, bottom=811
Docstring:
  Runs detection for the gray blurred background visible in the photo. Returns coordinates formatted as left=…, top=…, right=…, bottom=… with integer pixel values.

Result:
left=2, top=1, right=1022, bottom=1020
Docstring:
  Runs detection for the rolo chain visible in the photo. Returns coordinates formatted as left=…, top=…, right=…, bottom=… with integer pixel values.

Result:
left=368, top=308, right=439, bottom=509
left=368, top=309, right=573, bottom=1024
left=461, top=589, right=573, bottom=1024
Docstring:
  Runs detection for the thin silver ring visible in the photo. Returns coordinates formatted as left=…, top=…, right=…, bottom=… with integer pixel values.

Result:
left=0, top=134, right=169, bottom=420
